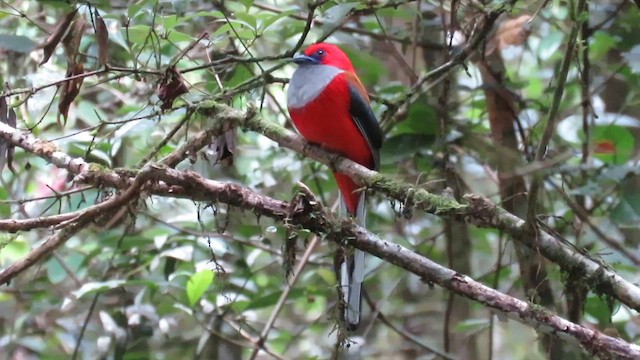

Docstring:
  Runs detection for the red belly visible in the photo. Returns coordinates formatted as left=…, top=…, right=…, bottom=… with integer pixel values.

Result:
left=288, top=77, right=374, bottom=214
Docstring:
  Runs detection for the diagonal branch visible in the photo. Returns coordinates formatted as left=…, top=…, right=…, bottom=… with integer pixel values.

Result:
left=1, top=102, right=640, bottom=317
left=249, top=234, right=320, bottom=360
left=0, top=164, right=156, bottom=284
left=526, top=0, right=587, bottom=226
left=2, top=119, right=640, bottom=357
left=336, top=216, right=640, bottom=360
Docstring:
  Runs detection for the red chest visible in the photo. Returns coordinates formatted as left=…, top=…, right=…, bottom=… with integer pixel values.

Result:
left=288, top=77, right=374, bottom=170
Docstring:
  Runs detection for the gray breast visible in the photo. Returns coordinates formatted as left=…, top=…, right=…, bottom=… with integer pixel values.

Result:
left=287, top=65, right=343, bottom=109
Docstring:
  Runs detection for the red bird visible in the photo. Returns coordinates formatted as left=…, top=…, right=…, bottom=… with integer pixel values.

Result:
left=287, top=43, right=383, bottom=330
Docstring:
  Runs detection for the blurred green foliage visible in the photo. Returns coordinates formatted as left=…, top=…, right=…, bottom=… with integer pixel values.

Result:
left=0, top=1, right=640, bottom=359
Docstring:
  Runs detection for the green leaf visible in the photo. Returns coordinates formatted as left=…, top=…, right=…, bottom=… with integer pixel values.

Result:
left=174, top=302, right=194, bottom=316
left=591, top=31, right=618, bottom=60
left=172, top=0, right=188, bottom=16
left=600, top=165, right=639, bottom=183
left=211, top=21, right=255, bottom=40
left=381, top=134, right=435, bottom=164
left=343, top=48, right=386, bottom=85
left=238, top=0, right=254, bottom=10
left=585, top=294, right=612, bottom=326
left=0, top=34, right=37, bottom=53
left=611, top=192, right=640, bottom=225
left=34, top=0, right=74, bottom=10
left=234, top=12, right=257, bottom=30
left=244, top=289, right=304, bottom=311
left=71, top=279, right=159, bottom=299
left=550, top=4, right=569, bottom=20
left=190, top=10, right=225, bottom=20
left=323, top=2, right=358, bottom=23
left=225, top=65, right=254, bottom=88
left=453, top=318, right=490, bottom=333
left=0, top=184, right=10, bottom=218
left=72, top=280, right=127, bottom=299
left=76, top=101, right=109, bottom=125
left=46, top=258, right=67, bottom=284
left=537, top=30, right=563, bottom=60
left=128, top=0, right=154, bottom=18
left=0, top=235, right=28, bottom=265
left=46, top=254, right=84, bottom=284
left=257, top=10, right=295, bottom=33
left=212, top=23, right=232, bottom=37
left=576, top=10, right=589, bottom=23
left=315, top=268, right=336, bottom=284
left=592, top=125, right=635, bottom=165
left=161, top=15, right=179, bottom=31
left=166, top=30, right=195, bottom=44
left=126, top=24, right=152, bottom=44
left=160, top=245, right=193, bottom=261
left=392, top=101, right=438, bottom=136
left=526, top=76, right=544, bottom=98
left=186, top=269, right=215, bottom=307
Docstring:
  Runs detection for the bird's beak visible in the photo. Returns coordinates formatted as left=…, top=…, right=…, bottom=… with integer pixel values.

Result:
left=292, top=54, right=319, bottom=65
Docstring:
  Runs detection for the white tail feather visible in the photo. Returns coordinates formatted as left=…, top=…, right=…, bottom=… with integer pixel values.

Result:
left=339, top=192, right=367, bottom=330
left=340, top=259, right=350, bottom=305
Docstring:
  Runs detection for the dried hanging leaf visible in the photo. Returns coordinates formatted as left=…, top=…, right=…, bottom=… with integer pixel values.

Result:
left=484, top=15, right=532, bottom=57
left=157, top=66, right=188, bottom=110
left=495, top=15, right=532, bottom=51
left=95, top=10, right=108, bottom=66
left=283, top=228, right=298, bottom=278
left=62, top=15, right=87, bottom=66
left=0, top=97, right=8, bottom=172
left=209, top=128, right=237, bottom=166
left=40, top=8, right=79, bottom=66
left=6, top=107, right=15, bottom=173
left=57, top=62, right=84, bottom=127
left=0, top=96, right=16, bottom=173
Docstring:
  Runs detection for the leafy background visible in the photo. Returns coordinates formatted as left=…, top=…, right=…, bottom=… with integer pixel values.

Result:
left=1, top=0, right=640, bottom=359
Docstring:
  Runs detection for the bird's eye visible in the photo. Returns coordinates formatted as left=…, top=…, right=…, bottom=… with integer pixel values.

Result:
left=316, top=49, right=325, bottom=56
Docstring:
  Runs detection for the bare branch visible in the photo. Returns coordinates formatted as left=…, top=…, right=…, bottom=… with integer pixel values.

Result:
left=0, top=164, right=156, bottom=284
left=3, top=104, right=640, bottom=357
left=526, top=0, right=587, bottom=226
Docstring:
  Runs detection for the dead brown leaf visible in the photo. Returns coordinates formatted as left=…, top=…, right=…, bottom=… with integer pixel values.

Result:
left=484, top=15, right=533, bottom=57
left=0, top=96, right=16, bottom=173
left=209, top=128, right=237, bottom=166
left=62, top=15, right=87, bottom=66
left=158, top=66, right=188, bottom=110
left=95, top=10, right=109, bottom=66
left=495, top=15, right=532, bottom=51
left=57, top=62, right=84, bottom=127
left=40, top=8, right=79, bottom=66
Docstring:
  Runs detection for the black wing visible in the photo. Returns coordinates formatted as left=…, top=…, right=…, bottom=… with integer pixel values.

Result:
left=348, top=83, right=383, bottom=171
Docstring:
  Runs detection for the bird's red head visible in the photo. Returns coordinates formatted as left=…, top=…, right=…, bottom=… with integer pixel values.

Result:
left=293, top=43, right=356, bottom=73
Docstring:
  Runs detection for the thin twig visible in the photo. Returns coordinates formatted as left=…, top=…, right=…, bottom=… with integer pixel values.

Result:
left=380, top=5, right=507, bottom=131
left=253, top=1, right=445, bottom=51
left=525, top=0, right=588, bottom=228
left=0, top=164, right=154, bottom=284
left=248, top=235, right=320, bottom=360
left=71, top=223, right=134, bottom=360
left=284, top=0, right=328, bottom=57
left=547, top=180, right=640, bottom=266
left=0, top=185, right=93, bottom=204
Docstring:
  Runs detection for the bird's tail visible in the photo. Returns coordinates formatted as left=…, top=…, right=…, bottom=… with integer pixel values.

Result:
left=339, top=191, right=366, bottom=331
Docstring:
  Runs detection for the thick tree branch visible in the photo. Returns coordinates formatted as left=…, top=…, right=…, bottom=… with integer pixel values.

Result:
left=2, top=118, right=640, bottom=357
left=2, top=104, right=640, bottom=314
left=341, top=220, right=640, bottom=359
left=0, top=164, right=155, bottom=284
